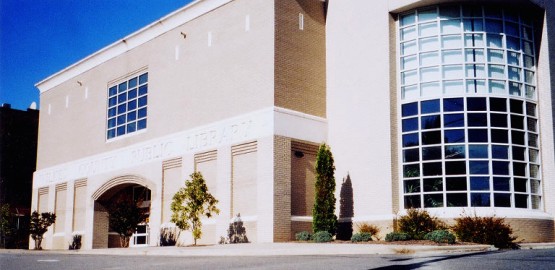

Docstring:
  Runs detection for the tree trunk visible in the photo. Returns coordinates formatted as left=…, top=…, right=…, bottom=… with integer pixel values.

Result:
left=35, top=236, right=42, bottom=250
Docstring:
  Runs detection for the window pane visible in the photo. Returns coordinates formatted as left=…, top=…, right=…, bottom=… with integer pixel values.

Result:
left=443, top=65, right=463, bottom=79
left=419, top=8, right=437, bottom=22
left=403, top=133, right=419, bottom=147
left=492, top=145, right=508, bottom=159
left=444, top=113, right=464, bottom=127
left=424, top=178, right=443, bottom=192
left=400, top=13, right=416, bottom=26
left=446, top=177, right=467, bottom=191
left=420, top=52, right=440, bottom=66
left=467, top=97, right=486, bottom=111
left=515, top=194, right=528, bottom=208
left=514, top=178, right=527, bottom=192
left=442, top=50, right=462, bottom=64
left=109, top=86, right=117, bottom=96
left=465, top=64, right=485, bottom=78
left=128, top=100, right=137, bottom=110
left=422, top=131, right=441, bottom=145
left=488, top=65, right=505, bottom=79
left=404, top=180, right=420, bottom=193
left=468, top=113, right=487, bottom=126
left=512, top=146, right=526, bottom=161
left=490, top=129, right=508, bottom=143
left=402, top=26, right=417, bottom=41
left=421, top=82, right=441, bottom=97
left=441, top=20, right=461, bottom=34
left=529, top=134, right=538, bottom=148
left=489, top=80, right=505, bottom=94
left=507, top=37, right=520, bottom=51
left=421, top=99, right=440, bottom=114
left=402, top=118, right=418, bottom=132
left=128, top=89, right=137, bottom=99
left=487, top=34, right=502, bottom=48
left=526, top=102, right=536, bottom=116
left=424, top=194, right=444, bottom=207
left=490, top=98, right=507, bottom=111
left=466, top=80, right=486, bottom=93
left=493, top=177, right=511, bottom=191
left=510, top=99, right=523, bottom=114
left=511, top=115, right=524, bottom=129
left=138, top=119, right=147, bottom=130
left=444, top=129, right=465, bottom=143
left=404, top=195, right=421, bottom=209
left=403, top=149, right=420, bottom=162
left=443, top=98, right=464, bottom=112
left=464, top=34, right=484, bottom=47
left=512, top=130, right=525, bottom=145
left=488, top=49, right=504, bottom=63
left=420, top=67, right=440, bottom=81
left=127, top=111, right=137, bottom=121
left=468, top=129, right=488, bottom=142
left=128, top=77, right=137, bottom=88
left=420, top=37, right=439, bottom=51
left=447, top=193, right=468, bottom=207
left=422, top=146, right=442, bottom=160
left=529, top=149, right=539, bottom=163
left=471, top=193, right=490, bottom=206
left=532, top=195, right=541, bottom=209
left=138, top=108, right=147, bottom=118
left=139, top=73, right=148, bottom=84
left=139, top=85, right=148, bottom=96
left=444, top=81, right=464, bottom=94
left=470, top=177, right=490, bottom=190
left=509, top=82, right=521, bottom=96
left=419, top=22, right=437, bottom=36
left=463, top=19, right=483, bottom=32
left=492, top=161, right=510, bottom=175
left=118, top=82, right=127, bottom=92
left=442, top=35, right=462, bottom=49
left=403, top=85, right=419, bottom=99
left=402, top=102, right=418, bottom=117
left=508, top=51, right=520, bottom=66
left=469, top=161, right=489, bottom=174
left=469, top=145, right=488, bottom=158
left=404, top=164, right=420, bottom=178
left=422, top=115, right=441, bottom=129
left=138, top=96, right=148, bottom=107
left=445, top=145, right=465, bottom=159
left=446, top=161, right=466, bottom=175
left=513, top=163, right=526, bottom=177
left=423, top=162, right=442, bottom=176
left=403, top=70, right=418, bottom=85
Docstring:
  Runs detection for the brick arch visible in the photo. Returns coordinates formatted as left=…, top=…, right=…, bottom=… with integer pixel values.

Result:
left=92, top=175, right=156, bottom=201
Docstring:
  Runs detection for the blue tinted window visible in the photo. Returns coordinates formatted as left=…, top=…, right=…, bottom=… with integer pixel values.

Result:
left=447, top=193, right=468, bottom=207
left=467, top=97, right=486, bottom=111
left=403, top=149, right=420, bottom=162
left=403, top=164, right=420, bottom=178
left=493, top=177, right=510, bottom=191
left=492, top=161, right=510, bottom=175
left=444, top=114, right=464, bottom=127
left=106, top=72, right=148, bottom=139
left=444, top=129, right=465, bottom=143
left=422, top=146, right=442, bottom=160
left=443, top=98, right=464, bottom=112
left=445, top=145, right=465, bottom=159
left=470, top=177, right=490, bottom=190
left=421, top=99, right=440, bottom=114
left=492, top=145, right=508, bottom=159
left=469, top=161, right=489, bottom=174
left=468, top=113, right=487, bottom=126
left=468, top=129, right=488, bottom=142
left=402, top=102, right=418, bottom=117
left=422, top=115, right=441, bottom=129
left=490, top=113, right=507, bottom=127
left=403, top=133, right=419, bottom=147
left=471, top=193, right=490, bottom=206
left=491, top=129, right=508, bottom=143
left=446, top=161, right=466, bottom=175
left=469, top=145, right=488, bottom=158
left=402, top=118, right=419, bottom=132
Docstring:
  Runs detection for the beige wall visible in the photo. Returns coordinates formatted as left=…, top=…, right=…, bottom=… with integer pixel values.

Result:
left=161, top=158, right=183, bottom=224
left=36, top=0, right=275, bottom=169
left=73, top=180, right=87, bottom=232
left=274, top=0, right=327, bottom=118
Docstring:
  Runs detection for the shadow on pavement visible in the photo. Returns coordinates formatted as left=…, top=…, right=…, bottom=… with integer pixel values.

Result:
left=369, top=251, right=495, bottom=270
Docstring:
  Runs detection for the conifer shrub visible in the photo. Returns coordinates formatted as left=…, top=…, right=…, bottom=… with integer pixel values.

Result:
left=312, top=231, right=333, bottom=243
left=397, top=208, right=445, bottom=240
left=424, top=230, right=455, bottom=244
left=227, top=214, right=249, bottom=244
left=452, top=215, right=516, bottom=248
left=295, top=231, right=312, bottom=241
left=385, top=232, right=411, bottom=242
left=68, top=234, right=82, bottom=250
left=312, top=144, right=338, bottom=236
left=351, top=232, right=372, bottom=243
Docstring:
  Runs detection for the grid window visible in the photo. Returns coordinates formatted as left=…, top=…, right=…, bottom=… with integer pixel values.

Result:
left=106, top=72, right=148, bottom=139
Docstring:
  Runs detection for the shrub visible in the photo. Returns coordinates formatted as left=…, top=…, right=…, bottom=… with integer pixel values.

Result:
left=295, top=231, right=312, bottom=241
left=452, top=215, right=516, bottom=248
left=312, top=231, right=333, bottom=243
left=312, top=144, right=338, bottom=236
left=357, top=223, right=380, bottom=235
left=385, top=232, right=411, bottom=242
left=351, top=232, right=372, bottom=243
left=424, top=230, right=455, bottom=244
left=397, top=209, right=445, bottom=240
left=160, top=226, right=180, bottom=246
left=68, top=234, right=82, bottom=250
left=227, top=214, right=249, bottom=244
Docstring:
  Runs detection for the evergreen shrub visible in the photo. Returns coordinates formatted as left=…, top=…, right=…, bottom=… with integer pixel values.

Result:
left=351, top=232, right=372, bottom=243
left=385, top=232, right=411, bottom=242
left=452, top=215, right=516, bottom=248
left=295, top=231, right=312, bottom=241
left=312, top=231, right=333, bottom=243
left=397, top=209, right=445, bottom=240
left=424, top=230, right=455, bottom=244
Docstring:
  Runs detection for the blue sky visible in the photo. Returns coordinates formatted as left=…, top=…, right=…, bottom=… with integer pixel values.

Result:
left=0, top=0, right=193, bottom=110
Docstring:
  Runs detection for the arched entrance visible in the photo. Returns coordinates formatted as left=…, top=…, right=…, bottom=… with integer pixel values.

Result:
left=91, top=175, right=154, bottom=248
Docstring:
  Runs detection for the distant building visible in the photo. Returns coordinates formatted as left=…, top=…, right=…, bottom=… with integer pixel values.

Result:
left=0, top=103, right=39, bottom=248
left=33, top=0, right=555, bottom=250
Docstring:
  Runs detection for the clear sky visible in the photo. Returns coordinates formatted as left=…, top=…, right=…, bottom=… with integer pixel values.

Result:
left=0, top=0, right=193, bottom=111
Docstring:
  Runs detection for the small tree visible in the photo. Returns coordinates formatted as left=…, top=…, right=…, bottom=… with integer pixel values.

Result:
left=107, top=194, right=148, bottom=248
left=312, top=143, right=338, bottom=236
left=171, top=172, right=220, bottom=246
left=29, top=211, right=56, bottom=250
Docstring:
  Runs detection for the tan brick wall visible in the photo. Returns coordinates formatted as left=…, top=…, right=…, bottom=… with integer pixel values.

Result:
left=291, top=221, right=312, bottom=239
left=162, top=158, right=183, bottom=223
left=231, top=142, right=258, bottom=217
left=290, top=141, right=318, bottom=217
left=273, top=136, right=291, bottom=242
left=274, top=0, right=326, bottom=118
left=505, top=218, right=555, bottom=243
left=353, top=220, right=395, bottom=241
left=92, top=202, right=109, bottom=249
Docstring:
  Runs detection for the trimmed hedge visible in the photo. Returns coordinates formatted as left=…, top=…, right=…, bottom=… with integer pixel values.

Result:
left=424, top=230, right=456, bottom=244
left=385, top=232, right=411, bottom=242
left=312, top=231, right=333, bottom=243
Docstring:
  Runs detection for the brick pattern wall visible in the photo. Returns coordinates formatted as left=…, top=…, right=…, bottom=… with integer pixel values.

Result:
left=274, top=0, right=326, bottom=117
left=291, top=221, right=312, bottom=239
left=290, top=141, right=318, bottom=217
left=506, top=218, right=555, bottom=243
left=273, top=136, right=291, bottom=242
left=92, top=201, right=109, bottom=249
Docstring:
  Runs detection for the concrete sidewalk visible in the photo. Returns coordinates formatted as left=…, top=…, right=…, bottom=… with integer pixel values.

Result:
left=1, top=242, right=499, bottom=257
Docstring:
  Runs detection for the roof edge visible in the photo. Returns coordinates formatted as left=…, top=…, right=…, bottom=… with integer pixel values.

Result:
left=35, top=0, right=232, bottom=93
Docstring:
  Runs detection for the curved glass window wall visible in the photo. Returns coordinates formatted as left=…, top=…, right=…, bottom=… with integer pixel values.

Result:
left=398, top=5, right=540, bottom=210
